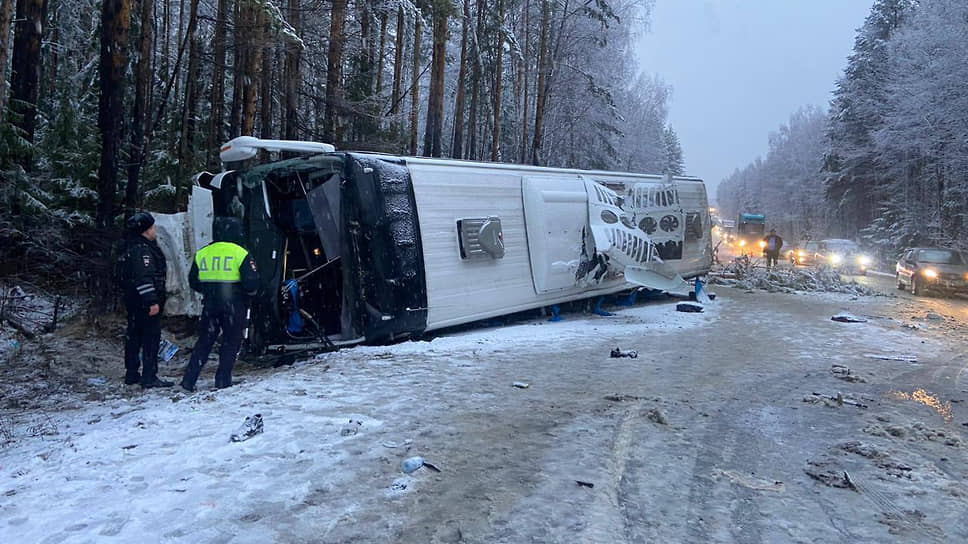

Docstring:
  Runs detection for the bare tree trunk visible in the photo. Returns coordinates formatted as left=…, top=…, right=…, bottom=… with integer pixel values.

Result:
left=530, top=0, right=550, bottom=165
left=127, top=0, right=154, bottom=209
left=178, top=0, right=200, bottom=164
left=375, top=10, right=388, bottom=99
left=409, top=12, right=421, bottom=156
left=283, top=0, right=301, bottom=141
left=451, top=0, right=469, bottom=159
left=0, top=0, right=14, bottom=116
left=422, top=2, right=447, bottom=158
left=97, top=0, right=131, bottom=227
left=323, top=0, right=348, bottom=143
left=208, top=0, right=228, bottom=165
left=520, top=0, right=530, bottom=163
left=241, top=3, right=264, bottom=136
left=229, top=0, right=245, bottom=136
left=389, top=5, right=404, bottom=140
left=9, top=0, right=46, bottom=171
left=467, top=0, right=484, bottom=161
left=490, top=0, right=504, bottom=162
left=259, top=35, right=273, bottom=140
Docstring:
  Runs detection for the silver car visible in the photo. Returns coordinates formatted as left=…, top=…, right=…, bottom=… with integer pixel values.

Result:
left=896, top=247, right=968, bottom=296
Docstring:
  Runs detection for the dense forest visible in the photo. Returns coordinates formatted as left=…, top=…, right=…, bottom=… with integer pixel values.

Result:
left=0, top=0, right=686, bottom=293
left=717, top=0, right=968, bottom=259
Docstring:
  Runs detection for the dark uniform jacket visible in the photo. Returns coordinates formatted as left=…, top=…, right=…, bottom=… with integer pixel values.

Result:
left=120, top=234, right=167, bottom=308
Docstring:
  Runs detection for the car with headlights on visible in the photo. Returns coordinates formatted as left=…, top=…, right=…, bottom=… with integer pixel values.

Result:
left=818, top=239, right=872, bottom=275
left=895, top=247, right=968, bottom=296
left=789, top=240, right=822, bottom=266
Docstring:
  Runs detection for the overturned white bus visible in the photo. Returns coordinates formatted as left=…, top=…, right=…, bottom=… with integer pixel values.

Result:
left=154, top=137, right=712, bottom=355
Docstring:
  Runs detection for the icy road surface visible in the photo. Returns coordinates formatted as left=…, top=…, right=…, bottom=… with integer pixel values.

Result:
left=2, top=287, right=967, bottom=543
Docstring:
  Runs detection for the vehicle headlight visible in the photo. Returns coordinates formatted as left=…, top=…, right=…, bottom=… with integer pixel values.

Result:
left=858, top=256, right=871, bottom=266
left=758, top=240, right=767, bottom=249
left=829, top=254, right=843, bottom=265
left=797, top=250, right=805, bottom=257
left=922, top=268, right=938, bottom=279
left=738, top=240, right=746, bottom=247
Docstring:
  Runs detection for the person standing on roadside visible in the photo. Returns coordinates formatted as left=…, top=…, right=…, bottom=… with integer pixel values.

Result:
left=180, top=217, right=260, bottom=392
left=119, top=212, right=173, bottom=388
left=762, top=228, right=784, bottom=269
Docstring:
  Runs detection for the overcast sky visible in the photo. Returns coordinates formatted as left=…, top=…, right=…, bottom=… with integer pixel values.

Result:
left=637, top=0, right=873, bottom=198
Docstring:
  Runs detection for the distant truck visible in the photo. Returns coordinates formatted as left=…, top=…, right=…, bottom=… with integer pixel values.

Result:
left=735, top=213, right=766, bottom=254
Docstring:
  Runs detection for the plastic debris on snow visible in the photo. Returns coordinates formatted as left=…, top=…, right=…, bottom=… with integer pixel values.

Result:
left=610, top=348, right=638, bottom=359
left=402, top=456, right=442, bottom=474
left=707, top=265, right=878, bottom=296
left=676, top=302, right=704, bottom=313
left=230, top=414, right=264, bottom=442
left=831, top=313, right=867, bottom=323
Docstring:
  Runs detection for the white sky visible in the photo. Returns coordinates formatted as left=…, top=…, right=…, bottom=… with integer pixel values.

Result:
left=637, top=0, right=873, bottom=196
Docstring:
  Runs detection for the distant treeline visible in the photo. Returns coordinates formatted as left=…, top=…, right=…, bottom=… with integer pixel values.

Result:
left=718, top=0, right=968, bottom=257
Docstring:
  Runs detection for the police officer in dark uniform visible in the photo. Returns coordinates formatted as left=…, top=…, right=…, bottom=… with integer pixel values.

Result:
left=120, top=212, right=174, bottom=388
left=180, top=217, right=260, bottom=392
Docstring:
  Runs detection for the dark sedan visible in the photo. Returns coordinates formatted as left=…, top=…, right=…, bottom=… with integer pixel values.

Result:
left=896, top=247, right=968, bottom=296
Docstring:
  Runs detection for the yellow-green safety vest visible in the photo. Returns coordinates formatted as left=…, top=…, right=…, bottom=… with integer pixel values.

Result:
left=196, top=242, right=248, bottom=282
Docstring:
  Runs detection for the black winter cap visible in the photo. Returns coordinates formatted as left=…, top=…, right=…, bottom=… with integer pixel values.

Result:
left=213, top=216, right=245, bottom=244
left=126, top=212, right=155, bottom=234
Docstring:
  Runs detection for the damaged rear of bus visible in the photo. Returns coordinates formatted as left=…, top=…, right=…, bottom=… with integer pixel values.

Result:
left=179, top=151, right=429, bottom=355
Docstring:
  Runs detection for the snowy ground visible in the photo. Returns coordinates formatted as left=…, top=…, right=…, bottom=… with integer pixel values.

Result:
left=2, top=278, right=968, bottom=543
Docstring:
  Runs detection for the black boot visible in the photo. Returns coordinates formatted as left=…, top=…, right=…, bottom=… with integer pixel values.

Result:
left=124, top=373, right=141, bottom=385
left=142, top=378, right=174, bottom=388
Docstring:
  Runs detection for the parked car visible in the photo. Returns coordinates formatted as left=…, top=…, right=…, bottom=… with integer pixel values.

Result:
left=818, top=239, right=871, bottom=275
left=896, top=247, right=968, bottom=296
left=789, top=240, right=822, bottom=266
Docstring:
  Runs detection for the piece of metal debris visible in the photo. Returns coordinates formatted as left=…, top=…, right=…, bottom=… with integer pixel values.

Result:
left=831, top=313, right=867, bottom=323
left=576, top=480, right=595, bottom=488
left=512, top=381, right=530, bottom=389
left=843, top=471, right=858, bottom=491
left=676, top=302, right=704, bottom=313
left=864, top=353, right=918, bottom=363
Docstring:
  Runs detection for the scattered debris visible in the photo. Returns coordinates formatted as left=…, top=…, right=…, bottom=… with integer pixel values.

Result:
left=604, top=394, right=642, bottom=402
left=122, top=444, right=137, bottom=450
left=676, top=302, right=704, bottom=313
left=389, top=478, right=408, bottom=492
left=230, top=414, right=264, bottom=442
left=805, top=392, right=868, bottom=408
left=708, top=265, right=878, bottom=295
left=575, top=480, right=595, bottom=488
left=512, top=381, right=530, bottom=389
left=382, top=439, right=413, bottom=449
left=865, top=353, right=918, bottom=363
left=86, top=377, right=107, bottom=386
left=609, top=348, right=638, bottom=359
left=831, top=313, right=867, bottom=323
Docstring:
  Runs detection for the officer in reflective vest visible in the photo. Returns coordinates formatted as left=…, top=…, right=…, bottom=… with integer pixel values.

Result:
left=180, top=217, right=260, bottom=391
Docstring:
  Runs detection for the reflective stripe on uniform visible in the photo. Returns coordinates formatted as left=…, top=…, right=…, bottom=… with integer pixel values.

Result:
left=196, top=242, right=248, bottom=283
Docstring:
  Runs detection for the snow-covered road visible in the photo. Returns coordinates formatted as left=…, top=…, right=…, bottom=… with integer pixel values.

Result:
left=2, top=285, right=967, bottom=543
